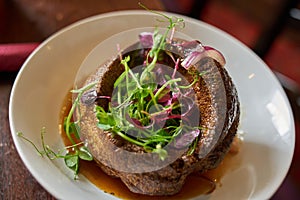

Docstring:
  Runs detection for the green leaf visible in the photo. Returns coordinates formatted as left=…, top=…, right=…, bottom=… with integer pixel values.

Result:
left=121, top=55, right=131, bottom=64
left=95, top=105, right=106, bottom=113
left=149, top=30, right=163, bottom=58
left=78, top=146, right=93, bottom=161
left=70, top=121, right=80, bottom=139
left=63, top=118, right=80, bottom=139
left=140, top=88, right=150, bottom=98
left=155, top=129, right=169, bottom=136
left=97, top=123, right=112, bottom=130
left=64, top=154, right=78, bottom=168
left=152, top=145, right=168, bottom=161
left=95, top=105, right=116, bottom=130
left=64, top=153, right=80, bottom=177
left=114, top=70, right=127, bottom=88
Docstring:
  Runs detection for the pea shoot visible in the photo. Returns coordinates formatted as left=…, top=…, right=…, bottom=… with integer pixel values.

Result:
left=17, top=82, right=96, bottom=179
left=91, top=10, right=202, bottom=160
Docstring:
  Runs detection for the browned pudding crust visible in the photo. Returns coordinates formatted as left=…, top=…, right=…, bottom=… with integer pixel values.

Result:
left=78, top=40, right=240, bottom=196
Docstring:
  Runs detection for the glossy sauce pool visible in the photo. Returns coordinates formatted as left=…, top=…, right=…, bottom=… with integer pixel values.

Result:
left=59, top=92, right=242, bottom=199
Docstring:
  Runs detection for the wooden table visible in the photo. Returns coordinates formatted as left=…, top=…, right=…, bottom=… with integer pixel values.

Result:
left=0, top=1, right=163, bottom=199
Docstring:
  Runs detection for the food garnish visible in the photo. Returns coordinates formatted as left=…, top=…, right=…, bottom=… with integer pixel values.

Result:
left=17, top=81, right=96, bottom=178
left=17, top=5, right=236, bottom=188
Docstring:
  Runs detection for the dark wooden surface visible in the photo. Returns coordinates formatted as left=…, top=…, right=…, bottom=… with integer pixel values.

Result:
left=0, top=73, right=55, bottom=199
left=0, top=1, right=163, bottom=199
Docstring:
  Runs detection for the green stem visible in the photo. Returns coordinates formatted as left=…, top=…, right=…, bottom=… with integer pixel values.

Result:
left=145, top=89, right=159, bottom=113
left=154, top=78, right=181, bottom=99
left=122, top=56, right=142, bottom=89
left=17, top=132, right=44, bottom=156
left=66, top=82, right=97, bottom=145
left=177, top=78, right=198, bottom=89
left=115, top=131, right=145, bottom=146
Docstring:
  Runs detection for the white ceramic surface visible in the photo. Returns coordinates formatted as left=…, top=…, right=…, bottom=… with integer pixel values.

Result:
left=9, top=11, right=295, bottom=200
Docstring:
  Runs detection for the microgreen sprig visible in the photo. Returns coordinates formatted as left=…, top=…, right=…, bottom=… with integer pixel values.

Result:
left=139, top=4, right=185, bottom=83
left=17, top=128, right=93, bottom=179
left=17, top=82, right=97, bottom=179
left=93, top=11, right=201, bottom=160
left=65, top=82, right=97, bottom=145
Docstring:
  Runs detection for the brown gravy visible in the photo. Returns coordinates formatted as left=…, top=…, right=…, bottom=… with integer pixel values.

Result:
left=59, top=92, right=242, bottom=199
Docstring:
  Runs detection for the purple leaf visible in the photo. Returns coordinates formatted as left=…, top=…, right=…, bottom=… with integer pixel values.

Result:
left=158, top=93, right=171, bottom=103
left=180, top=96, right=195, bottom=117
left=155, top=88, right=171, bottom=103
left=181, top=44, right=226, bottom=69
left=179, top=40, right=204, bottom=56
left=81, top=90, right=97, bottom=105
left=154, top=66, right=168, bottom=86
left=139, top=32, right=153, bottom=48
left=174, top=129, right=200, bottom=149
left=131, top=118, right=143, bottom=126
left=181, top=51, right=206, bottom=69
left=125, top=114, right=154, bottom=130
left=203, top=46, right=226, bottom=66
left=81, top=90, right=111, bottom=106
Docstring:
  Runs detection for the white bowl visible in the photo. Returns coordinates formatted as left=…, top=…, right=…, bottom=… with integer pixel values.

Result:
left=9, top=10, right=295, bottom=200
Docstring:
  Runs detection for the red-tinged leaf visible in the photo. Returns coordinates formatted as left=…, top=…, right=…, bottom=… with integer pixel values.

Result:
left=139, top=32, right=153, bottom=48
left=174, top=129, right=200, bottom=149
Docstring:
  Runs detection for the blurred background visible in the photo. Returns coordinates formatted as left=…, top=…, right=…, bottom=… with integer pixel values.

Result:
left=1, top=0, right=299, bottom=199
